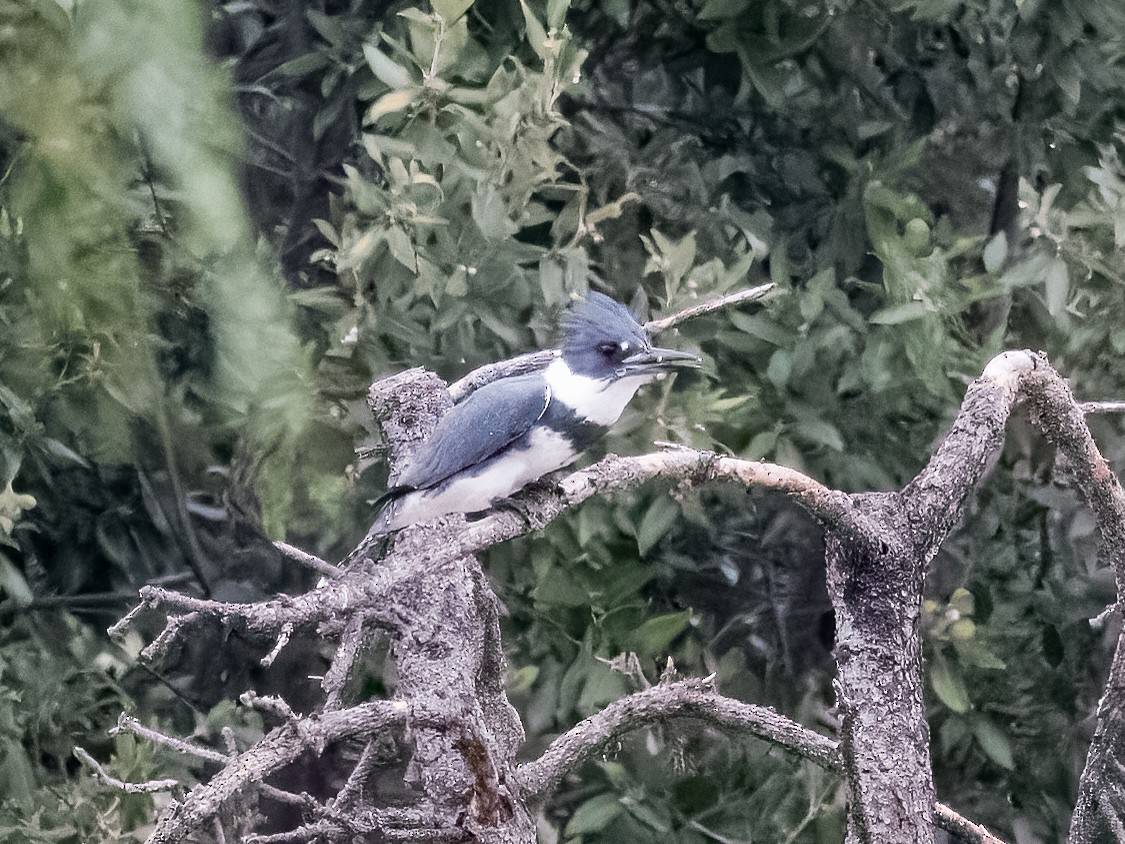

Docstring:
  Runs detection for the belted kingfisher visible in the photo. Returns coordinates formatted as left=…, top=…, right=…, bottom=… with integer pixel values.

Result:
left=371, top=292, right=700, bottom=533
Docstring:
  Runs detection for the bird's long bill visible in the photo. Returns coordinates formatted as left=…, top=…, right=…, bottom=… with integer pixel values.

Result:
left=620, top=346, right=702, bottom=374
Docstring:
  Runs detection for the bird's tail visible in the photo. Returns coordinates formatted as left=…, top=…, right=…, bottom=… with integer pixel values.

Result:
left=339, top=494, right=401, bottom=567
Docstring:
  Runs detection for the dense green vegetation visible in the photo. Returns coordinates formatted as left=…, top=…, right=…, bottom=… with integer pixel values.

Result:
left=0, top=0, right=1123, bottom=840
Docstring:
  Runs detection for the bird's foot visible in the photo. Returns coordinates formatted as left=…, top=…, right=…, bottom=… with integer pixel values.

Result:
left=490, top=483, right=553, bottom=532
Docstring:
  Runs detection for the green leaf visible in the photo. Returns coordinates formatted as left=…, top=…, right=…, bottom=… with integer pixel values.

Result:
left=998, top=251, right=1052, bottom=290
left=746, top=428, right=779, bottom=459
left=625, top=799, right=672, bottom=833
left=364, top=88, right=418, bottom=124
left=982, top=231, right=1007, bottom=273
left=869, top=301, right=928, bottom=325
left=626, top=611, right=692, bottom=656
left=445, top=267, right=469, bottom=297
left=398, top=7, right=434, bottom=23
left=635, top=495, right=679, bottom=556
left=765, top=349, right=792, bottom=387
left=519, top=0, right=549, bottom=61
left=930, top=656, right=970, bottom=713
left=385, top=226, right=417, bottom=271
left=954, top=639, right=1007, bottom=670
left=471, top=184, right=519, bottom=239
left=566, top=793, right=623, bottom=836
left=697, top=0, right=752, bottom=21
left=949, top=588, right=975, bottom=616
left=0, top=553, right=33, bottom=606
left=532, top=568, right=590, bottom=607
left=306, top=9, right=346, bottom=46
left=546, top=0, right=570, bottom=28
left=363, top=44, right=414, bottom=89
left=1044, top=256, right=1069, bottom=317
left=577, top=663, right=627, bottom=713
left=432, top=0, right=474, bottom=23
left=290, top=285, right=342, bottom=315
left=41, top=438, right=90, bottom=468
left=791, top=418, right=845, bottom=451
left=273, top=51, right=331, bottom=78
left=507, top=665, right=539, bottom=694
left=971, top=716, right=1014, bottom=769
left=727, top=312, right=791, bottom=346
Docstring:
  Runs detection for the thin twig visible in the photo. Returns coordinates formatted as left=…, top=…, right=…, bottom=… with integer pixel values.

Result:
left=447, top=350, right=559, bottom=402
left=141, top=611, right=203, bottom=663
left=933, top=803, right=1009, bottom=844
left=107, top=602, right=147, bottom=639
left=1081, top=401, right=1125, bottom=414
left=687, top=819, right=751, bottom=844
left=274, top=541, right=340, bottom=579
left=244, top=819, right=349, bottom=844
left=644, top=283, right=775, bottom=333
left=322, top=614, right=374, bottom=710
left=145, top=700, right=408, bottom=842
left=74, top=747, right=180, bottom=793
left=110, top=713, right=229, bottom=765
left=221, top=726, right=238, bottom=757
left=448, top=283, right=774, bottom=401
left=240, top=691, right=297, bottom=722
left=334, top=739, right=383, bottom=808
left=261, top=622, right=295, bottom=667
left=514, top=678, right=1004, bottom=844
left=450, top=449, right=858, bottom=559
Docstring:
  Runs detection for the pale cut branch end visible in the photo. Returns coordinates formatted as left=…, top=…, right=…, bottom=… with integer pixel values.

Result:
left=979, top=348, right=1038, bottom=393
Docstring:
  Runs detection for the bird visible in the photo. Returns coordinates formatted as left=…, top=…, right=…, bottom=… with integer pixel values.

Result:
left=370, top=292, right=700, bottom=534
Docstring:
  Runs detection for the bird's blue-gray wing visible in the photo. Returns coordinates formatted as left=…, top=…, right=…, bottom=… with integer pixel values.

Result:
left=393, top=374, right=550, bottom=491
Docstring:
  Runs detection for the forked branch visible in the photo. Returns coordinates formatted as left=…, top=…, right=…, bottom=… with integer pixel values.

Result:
left=99, top=346, right=1125, bottom=844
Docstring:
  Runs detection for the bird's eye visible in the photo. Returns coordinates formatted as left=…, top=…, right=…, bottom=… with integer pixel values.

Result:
left=597, top=341, right=619, bottom=358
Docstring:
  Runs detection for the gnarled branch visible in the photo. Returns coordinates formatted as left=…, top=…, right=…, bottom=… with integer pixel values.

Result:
left=101, top=347, right=1125, bottom=844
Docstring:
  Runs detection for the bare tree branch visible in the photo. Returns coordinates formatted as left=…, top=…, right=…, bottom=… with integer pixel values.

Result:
left=322, top=612, right=376, bottom=710
left=1017, top=369, right=1125, bottom=844
left=446, top=450, right=859, bottom=560
left=274, top=541, right=338, bottom=578
left=103, top=347, right=1125, bottom=844
left=73, top=746, right=180, bottom=793
left=514, top=677, right=1005, bottom=844
left=111, top=713, right=229, bottom=765
left=643, top=282, right=775, bottom=333
left=903, top=350, right=1039, bottom=563
left=933, top=805, right=1009, bottom=844
left=515, top=677, right=839, bottom=800
left=1081, top=401, right=1125, bottom=414
left=145, top=700, right=407, bottom=844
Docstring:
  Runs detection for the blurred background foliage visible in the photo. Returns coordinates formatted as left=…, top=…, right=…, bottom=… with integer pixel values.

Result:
left=0, top=0, right=1123, bottom=840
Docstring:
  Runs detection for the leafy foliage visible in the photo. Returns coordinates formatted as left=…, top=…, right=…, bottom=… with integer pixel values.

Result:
left=0, top=0, right=1123, bottom=840
left=0, top=617, right=150, bottom=843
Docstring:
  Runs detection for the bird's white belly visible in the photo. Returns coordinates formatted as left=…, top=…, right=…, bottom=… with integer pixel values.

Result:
left=389, top=428, right=578, bottom=528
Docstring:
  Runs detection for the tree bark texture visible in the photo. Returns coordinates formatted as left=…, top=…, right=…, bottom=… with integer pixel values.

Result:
left=827, top=493, right=934, bottom=844
left=91, top=347, right=1125, bottom=844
